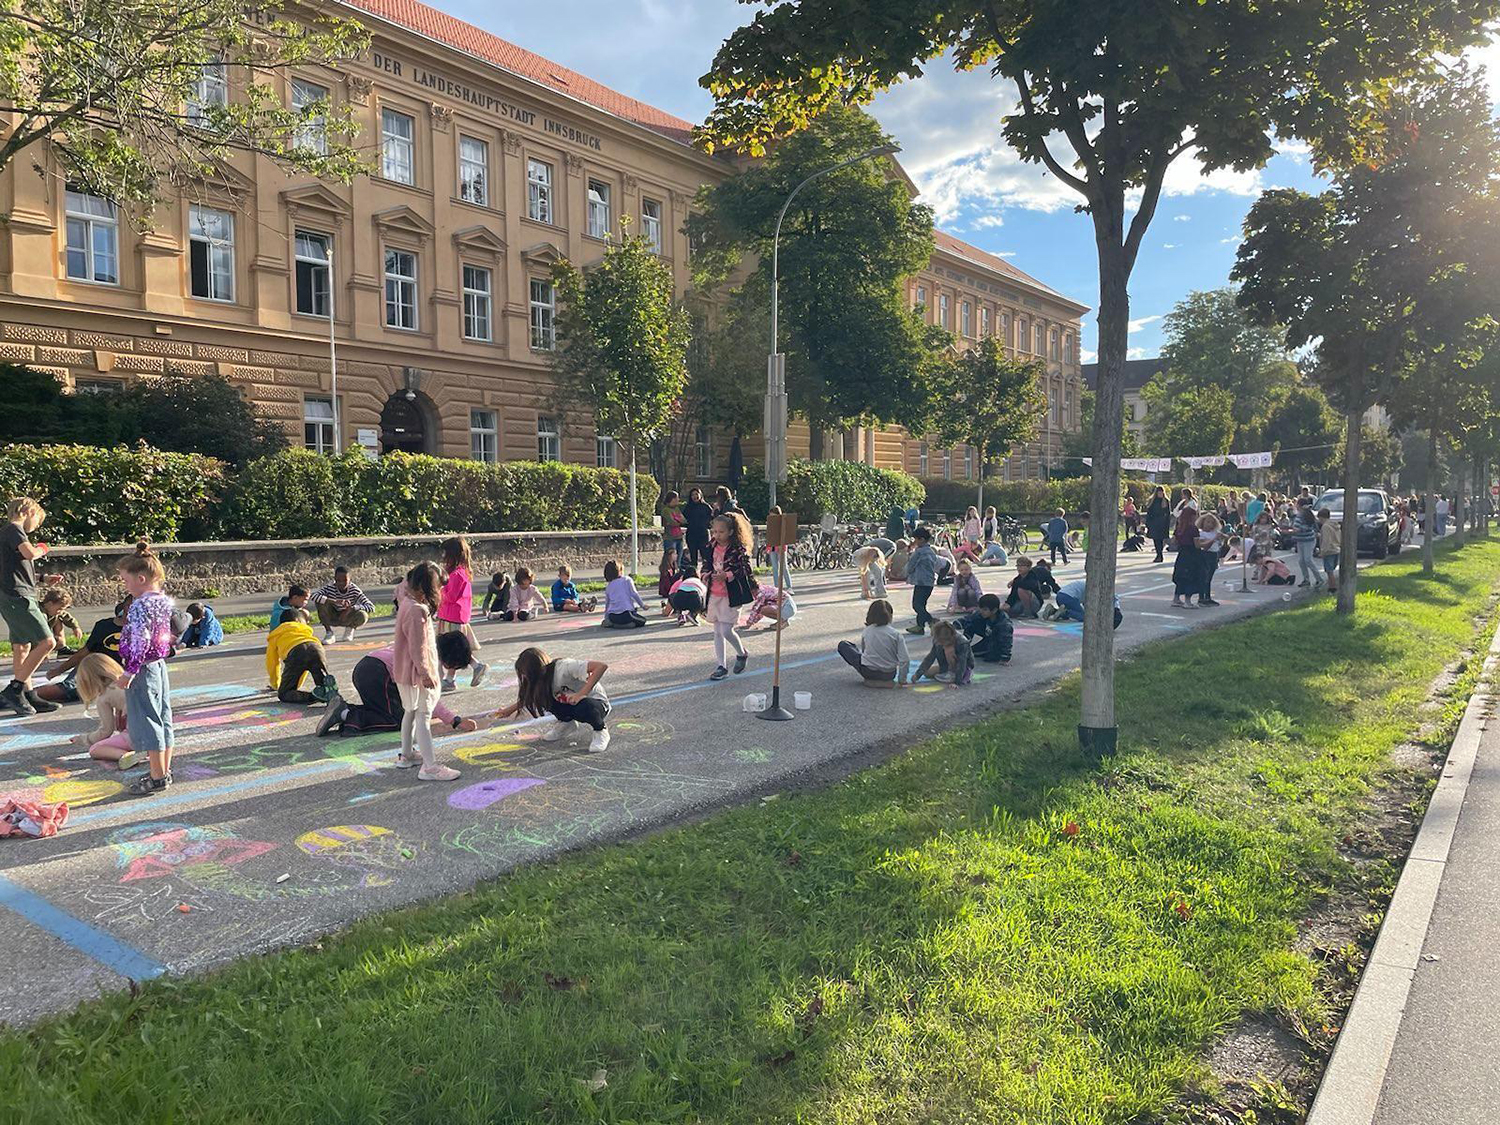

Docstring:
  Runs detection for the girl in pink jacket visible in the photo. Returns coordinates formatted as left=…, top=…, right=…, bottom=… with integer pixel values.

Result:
left=392, top=563, right=461, bottom=782
left=438, top=537, right=488, bottom=692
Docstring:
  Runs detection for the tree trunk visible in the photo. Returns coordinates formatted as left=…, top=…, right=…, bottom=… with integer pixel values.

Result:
left=629, top=449, right=640, bottom=581
left=1473, top=455, right=1483, bottom=533
left=976, top=459, right=985, bottom=523
left=1337, top=409, right=1360, bottom=616
left=1453, top=448, right=1466, bottom=547
left=1422, top=428, right=1436, bottom=574
left=1079, top=235, right=1128, bottom=755
left=808, top=428, right=824, bottom=461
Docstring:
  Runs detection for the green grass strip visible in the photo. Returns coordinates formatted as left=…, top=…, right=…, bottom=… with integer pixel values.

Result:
left=3, top=542, right=1497, bottom=1124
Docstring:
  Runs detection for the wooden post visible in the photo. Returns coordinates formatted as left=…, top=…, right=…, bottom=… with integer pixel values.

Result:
left=758, top=511, right=797, bottom=722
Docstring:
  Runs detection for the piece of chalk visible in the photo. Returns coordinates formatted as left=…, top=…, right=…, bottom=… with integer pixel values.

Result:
left=275, top=873, right=291, bottom=884
left=177, top=903, right=191, bottom=913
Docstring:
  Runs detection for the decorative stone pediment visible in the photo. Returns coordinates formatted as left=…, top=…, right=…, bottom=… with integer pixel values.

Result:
left=521, top=240, right=565, bottom=268
left=372, top=204, right=434, bottom=245
left=281, top=182, right=352, bottom=219
left=452, top=225, right=506, bottom=258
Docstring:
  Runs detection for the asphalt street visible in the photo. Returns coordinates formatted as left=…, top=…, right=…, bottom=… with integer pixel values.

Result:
left=0, top=547, right=1318, bottom=1023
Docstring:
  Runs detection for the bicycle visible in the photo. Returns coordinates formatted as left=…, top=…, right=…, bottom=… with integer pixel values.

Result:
left=999, top=518, right=1031, bottom=556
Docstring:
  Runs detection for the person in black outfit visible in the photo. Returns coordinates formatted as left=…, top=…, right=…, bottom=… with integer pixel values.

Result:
left=1004, top=557, right=1061, bottom=618
left=1143, top=486, right=1172, bottom=562
left=682, top=487, right=715, bottom=571
left=960, top=594, right=1013, bottom=663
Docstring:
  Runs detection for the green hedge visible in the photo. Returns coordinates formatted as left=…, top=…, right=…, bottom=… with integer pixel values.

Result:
left=739, top=459, right=924, bottom=522
left=0, top=444, right=659, bottom=545
left=0, top=443, right=229, bottom=544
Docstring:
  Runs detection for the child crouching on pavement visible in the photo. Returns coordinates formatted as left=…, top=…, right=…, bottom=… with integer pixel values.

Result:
left=837, top=598, right=910, bottom=686
left=743, top=582, right=796, bottom=630
left=265, top=607, right=338, bottom=705
left=958, top=593, right=1012, bottom=664
left=912, top=620, right=973, bottom=686
left=493, top=646, right=611, bottom=753
left=181, top=601, right=223, bottom=647
left=73, top=652, right=141, bottom=769
left=41, top=589, right=82, bottom=654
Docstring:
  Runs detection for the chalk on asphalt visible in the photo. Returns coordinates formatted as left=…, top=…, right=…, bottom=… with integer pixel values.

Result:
left=275, top=873, right=291, bottom=884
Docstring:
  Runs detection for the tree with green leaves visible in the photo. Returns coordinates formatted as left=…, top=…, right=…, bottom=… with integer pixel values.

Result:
left=1255, top=381, right=1340, bottom=487
left=926, top=339, right=1044, bottom=514
left=700, top=0, right=1497, bottom=751
left=1343, top=425, right=1403, bottom=490
left=552, top=232, right=691, bottom=577
left=1059, top=389, right=1137, bottom=475
left=687, top=105, right=938, bottom=437
left=0, top=0, right=367, bottom=210
left=1140, top=382, right=1236, bottom=471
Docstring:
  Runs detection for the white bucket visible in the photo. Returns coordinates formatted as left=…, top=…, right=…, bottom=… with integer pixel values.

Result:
left=793, top=691, right=812, bottom=710
left=743, top=693, right=767, bottom=712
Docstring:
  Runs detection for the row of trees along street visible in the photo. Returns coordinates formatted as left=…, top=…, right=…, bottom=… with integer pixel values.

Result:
left=7, top=0, right=1500, bottom=753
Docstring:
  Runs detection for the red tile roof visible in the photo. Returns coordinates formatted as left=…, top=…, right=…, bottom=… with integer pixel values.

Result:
left=931, top=229, right=1088, bottom=311
left=338, top=0, right=698, bottom=147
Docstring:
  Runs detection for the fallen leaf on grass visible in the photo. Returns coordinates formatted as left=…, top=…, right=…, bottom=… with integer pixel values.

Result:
left=798, top=995, right=824, bottom=1035
left=574, top=1068, right=607, bottom=1093
left=1061, top=821, right=1080, bottom=837
left=497, top=980, right=523, bottom=1003
left=1174, top=899, right=1193, bottom=920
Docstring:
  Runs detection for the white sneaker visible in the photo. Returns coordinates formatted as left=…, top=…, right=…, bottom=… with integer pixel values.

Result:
left=934, top=672, right=955, bottom=683
left=542, top=719, right=576, bottom=743
left=340, top=627, right=355, bottom=643
left=588, top=728, right=611, bottom=753
left=417, top=764, right=461, bottom=782
left=322, top=630, right=335, bottom=644
left=470, top=660, right=489, bottom=688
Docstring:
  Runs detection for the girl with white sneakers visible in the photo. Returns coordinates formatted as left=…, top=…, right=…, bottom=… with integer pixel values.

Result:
left=493, top=646, right=611, bottom=753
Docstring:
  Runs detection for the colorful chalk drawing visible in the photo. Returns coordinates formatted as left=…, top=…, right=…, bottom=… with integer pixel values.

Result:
left=295, top=824, right=416, bottom=888
left=109, top=822, right=277, bottom=886
left=453, top=741, right=526, bottom=767
left=607, top=718, right=675, bottom=745
left=43, top=778, right=122, bottom=806
left=734, top=746, right=773, bottom=764
left=448, top=777, right=546, bottom=811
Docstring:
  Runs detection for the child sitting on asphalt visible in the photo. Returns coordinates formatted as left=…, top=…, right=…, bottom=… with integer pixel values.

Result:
left=502, top=567, right=549, bottom=622
left=180, top=602, right=224, bottom=647
left=946, top=558, right=983, bottom=613
left=887, top=539, right=910, bottom=583
left=40, top=589, right=83, bottom=655
left=912, top=620, right=974, bottom=686
left=666, top=571, right=707, bottom=625
left=72, top=652, right=141, bottom=769
left=264, top=608, right=339, bottom=705
left=551, top=565, right=597, bottom=614
left=600, top=560, right=647, bottom=627
left=481, top=572, right=512, bottom=619
left=958, top=593, right=1012, bottom=664
left=837, top=598, right=910, bottom=686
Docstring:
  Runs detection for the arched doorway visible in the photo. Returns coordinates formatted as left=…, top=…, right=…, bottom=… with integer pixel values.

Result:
left=380, top=392, right=436, bottom=454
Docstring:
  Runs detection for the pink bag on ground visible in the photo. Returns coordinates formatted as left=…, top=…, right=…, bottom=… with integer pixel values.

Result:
left=0, top=798, right=69, bottom=838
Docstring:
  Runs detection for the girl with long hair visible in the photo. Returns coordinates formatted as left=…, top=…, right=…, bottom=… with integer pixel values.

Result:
left=1170, top=500, right=1202, bottom=608
left=437, top=536, right=487, bottom=691
left=702, top=512, right=754, bottom=681
left=493, top=646, right=612, bottom=753
left=392, top=562, right=461, bottom=781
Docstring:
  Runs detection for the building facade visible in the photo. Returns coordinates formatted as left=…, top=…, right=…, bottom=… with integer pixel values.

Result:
left=0, top=0, right=1087, bottom=484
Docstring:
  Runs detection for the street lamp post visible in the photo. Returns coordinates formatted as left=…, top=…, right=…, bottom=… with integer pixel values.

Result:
left=766, top=142, right=900, bottom=510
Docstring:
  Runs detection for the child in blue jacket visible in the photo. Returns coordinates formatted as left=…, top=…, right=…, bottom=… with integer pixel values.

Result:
left=181, top=602, right=224, bottom=647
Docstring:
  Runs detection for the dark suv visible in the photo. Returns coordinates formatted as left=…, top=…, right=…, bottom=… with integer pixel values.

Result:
left=1313, top=488, right=1401, bottom=558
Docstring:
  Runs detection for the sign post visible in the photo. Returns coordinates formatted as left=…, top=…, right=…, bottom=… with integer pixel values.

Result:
left=758, top=511, right=796, bottom=722
left=764, top=353, right=788, bottom=509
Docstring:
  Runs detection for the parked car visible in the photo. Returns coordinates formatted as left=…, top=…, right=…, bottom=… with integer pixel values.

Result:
left=1313, top=488, right=1402, bottom=558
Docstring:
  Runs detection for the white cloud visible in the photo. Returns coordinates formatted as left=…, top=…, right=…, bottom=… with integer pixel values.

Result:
left=1174, top=214, right=1191, bottom=222
left=1162, top=243, right=1178, bottom=250
left=1128, top=315, right=1162, bottom=334
left=1127, top=347, right=1150, bottom=360
left=970, top=214, right=1005, bottom=230
left=1220, top=236, right=1241, bottom=245
left=1080, top=348, right=1098, bottom=364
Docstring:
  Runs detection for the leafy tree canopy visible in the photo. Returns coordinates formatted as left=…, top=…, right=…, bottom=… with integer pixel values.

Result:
left=0, top=0, right=368, bottom=211
left=1059, top=389, right=1138, bottom=472
left=687, top=105, right=938, bottom=431
left=1142, top=383, right=1236, bottom=462
left=1255, top=380, right=1340, bottom=481
left=926, top=338, right=1044, bottom=469
left=1158, top=288, right=1295, bottom=429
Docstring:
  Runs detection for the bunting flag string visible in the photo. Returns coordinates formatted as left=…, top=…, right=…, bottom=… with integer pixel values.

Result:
left=1079, top=451, right=1276, bottom=470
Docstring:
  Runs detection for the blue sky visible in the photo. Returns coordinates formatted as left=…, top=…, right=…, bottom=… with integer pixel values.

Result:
left=440, top=1, right=1496, bottom=360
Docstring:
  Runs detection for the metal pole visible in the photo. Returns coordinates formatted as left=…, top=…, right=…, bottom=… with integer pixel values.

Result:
left=328, top=246, right=340, bottom=455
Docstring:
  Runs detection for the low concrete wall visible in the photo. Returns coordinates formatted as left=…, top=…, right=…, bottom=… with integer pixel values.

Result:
left=44, top=529, right=665, bottom=606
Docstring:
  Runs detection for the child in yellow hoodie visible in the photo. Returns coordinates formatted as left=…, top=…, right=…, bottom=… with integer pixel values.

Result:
left=265, top=608, right=338, bottom=704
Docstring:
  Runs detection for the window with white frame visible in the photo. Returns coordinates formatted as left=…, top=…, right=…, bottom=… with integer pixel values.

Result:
left=587, top=179, right=611, bottom=239
left=1018, top=318, right=1029, bottom=351
left=458, top=136, right=488, bottom=205
left=294, top=230, right=331, bottom=317
left=1035, top=321, right=1046, bottom=354
left=537, top=415, right=561, bottom=461
left=470, top=409, right=498, bottom=462
left=965, top=447, right=974, bottom=480
left=980, top=307, right=990, bottom=337
left=64, top=190, right=118, bottom=284
left=290, top=79, right=328, bottom=154
left=74, top=378, right=121, bottom=395
left=596, top=435, right=618, bottom=468
left=1049, top=387, right=1060, bottom=426
left=529, top=278, right=555, bottom=350
left=695, top=426, right=713, bottom=478
left=380, top=108, right=415, bottom=184
left=188, top=205, right=235, bottom=302
left=383, top=248, right=417, bottom=330
left=641, top=197, right=662, bottom=253
left=961, top=301, right=972, bottom=337
left=527, top=158, right=553, bottom=223
left=1050, top=327, right=1059, bottom=360
left=918, top=442, right=929, bottom=476
left=915, top=285, right=927, bottom=316
left=304, top=395, right=336, bottom=454
left=461, top=264, right=492, bottom=341
left=939, top=294, right=950, bottom=329
left=1064, top=331, right=1074, bottom=363
left=1001, top=311, right=1012, bottom=345
left=188, top=60, right=227, bottom=124
left=1064, top=388, right=1073, bottom=427
left=942, top=449, right=952, bottom=480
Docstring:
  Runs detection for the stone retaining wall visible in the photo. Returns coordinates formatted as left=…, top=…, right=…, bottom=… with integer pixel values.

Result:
left=45, top=530, right=665, bottom=606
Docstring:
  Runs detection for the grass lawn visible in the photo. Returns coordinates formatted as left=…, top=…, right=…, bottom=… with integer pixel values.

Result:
left=4, top=541, right=1497, bottom=1124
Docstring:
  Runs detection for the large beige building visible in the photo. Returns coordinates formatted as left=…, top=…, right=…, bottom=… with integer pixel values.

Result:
left=0, top=0, right=1086, bottom=483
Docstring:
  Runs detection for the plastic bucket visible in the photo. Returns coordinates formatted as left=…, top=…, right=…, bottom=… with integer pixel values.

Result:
left=793, top=691, right=812, bottom=710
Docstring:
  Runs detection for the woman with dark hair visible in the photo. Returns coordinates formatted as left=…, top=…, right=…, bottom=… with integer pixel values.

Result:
left=1144, top=485, right=1172, bottom=563
left=1170, top=499, right=1203, bottom=608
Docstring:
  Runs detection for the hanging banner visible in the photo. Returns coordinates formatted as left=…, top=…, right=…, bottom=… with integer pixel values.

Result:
left=1181, top=455, right=1227, bottom=469
left=1228, top=450, right=1275, bottom=469
left=1082, top=456, right=1171, bottom=472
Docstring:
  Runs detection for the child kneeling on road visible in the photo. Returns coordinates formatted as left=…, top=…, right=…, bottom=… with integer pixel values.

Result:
left=912, top=620, right=973, bottom=686
left=958, top=593, right=1012, bottom=664
left=73, top=652, right=142, bottom=770
left=265, top=608, right=339, bottom=705
left=493, top=646, right=611, bottom=753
